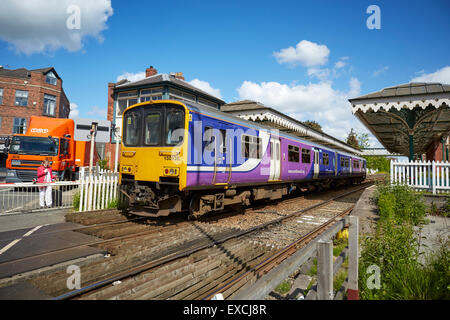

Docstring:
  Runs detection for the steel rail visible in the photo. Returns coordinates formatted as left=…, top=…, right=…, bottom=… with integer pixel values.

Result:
left=202, top=205, right=354, bottom=300
left=54, top=182, right=372, bottom=300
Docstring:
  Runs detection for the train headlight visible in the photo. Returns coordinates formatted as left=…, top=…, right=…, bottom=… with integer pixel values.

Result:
left=163, top=167, right=179, bottom=176
left=11, top=160, right=21, bottom=166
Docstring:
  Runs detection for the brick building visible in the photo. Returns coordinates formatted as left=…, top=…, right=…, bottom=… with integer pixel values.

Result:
left=105, top=66, right=225, bottom=169
left=0, top=66, right=70, bottom=165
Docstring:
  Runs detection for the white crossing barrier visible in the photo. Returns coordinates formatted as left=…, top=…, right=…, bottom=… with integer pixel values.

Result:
left=390, top=160, right=450, bottom=194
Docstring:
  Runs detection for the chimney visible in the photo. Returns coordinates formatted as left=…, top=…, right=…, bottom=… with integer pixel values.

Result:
left=174, top=72, right=185, bottom=81
left=145, top=66, right=157, bottom=77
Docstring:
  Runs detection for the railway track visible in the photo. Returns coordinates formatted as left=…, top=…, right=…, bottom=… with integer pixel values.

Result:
left=0, top=179, right=380, bottom=299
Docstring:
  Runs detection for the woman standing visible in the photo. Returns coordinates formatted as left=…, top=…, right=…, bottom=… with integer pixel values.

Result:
left=37, top=160, right=55, bottom=208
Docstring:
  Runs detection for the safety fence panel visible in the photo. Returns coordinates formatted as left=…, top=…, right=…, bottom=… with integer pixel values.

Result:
left=0, top=181, right=80, bottom=214
left=78, top=172, right=119, bottom=212
left=390, top=160, right=450, bottom=194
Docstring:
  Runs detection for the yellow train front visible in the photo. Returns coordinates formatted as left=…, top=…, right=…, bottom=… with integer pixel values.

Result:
left=119, top=100, right=189, bottom=217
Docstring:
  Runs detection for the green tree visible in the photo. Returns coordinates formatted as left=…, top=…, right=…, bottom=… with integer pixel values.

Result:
left=346, top=128, right=359, bottom=149
left=302, top=120, right=323, bottom=133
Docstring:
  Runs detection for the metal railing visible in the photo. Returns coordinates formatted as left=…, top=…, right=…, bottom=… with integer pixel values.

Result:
left=0, top=181, right=79, bottom=214
left=0, top=168, right=120, bottom=215
left=391, top=160, right=450, bottom=194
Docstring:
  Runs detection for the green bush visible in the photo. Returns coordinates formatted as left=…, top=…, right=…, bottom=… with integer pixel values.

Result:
left=73, top=189, right=80, bottom=211
left=374, top=182, right=426, bottom=225
left=359, top=219, right=450, bottom=300
left=364, top=156, right=391, bottom=173
left=360, top=182, right=449, bottom=300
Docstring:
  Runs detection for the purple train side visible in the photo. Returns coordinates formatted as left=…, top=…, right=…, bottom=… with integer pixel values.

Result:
left=185, top=104, right=365, bottom=199
left=120, top=100, right=366, bottom=218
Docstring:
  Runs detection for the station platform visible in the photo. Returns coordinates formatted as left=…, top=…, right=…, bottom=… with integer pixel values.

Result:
left=350, top=185, right=379, bottom=234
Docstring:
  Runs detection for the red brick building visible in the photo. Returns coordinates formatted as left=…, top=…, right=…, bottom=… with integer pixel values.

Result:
left=0, top=66, right=70, bottom=165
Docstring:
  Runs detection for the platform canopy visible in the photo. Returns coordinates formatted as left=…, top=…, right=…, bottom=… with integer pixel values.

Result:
left=349, top=83, right=450, bottom=160
left=222, top=100, right=361, bottom=155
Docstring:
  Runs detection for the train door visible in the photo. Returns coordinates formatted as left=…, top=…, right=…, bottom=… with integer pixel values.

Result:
left=213, top=127, right=229, bottom=185
left=334, top=152, right=338, bottom=176
left=313, top=149, right=319, bottom=179
left=350, top=158, right=353, bottom=175
left=269, top=137, right=281, bottom=181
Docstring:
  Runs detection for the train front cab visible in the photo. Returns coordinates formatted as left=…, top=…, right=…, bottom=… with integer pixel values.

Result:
left=119, top=100, right=189, bottom=216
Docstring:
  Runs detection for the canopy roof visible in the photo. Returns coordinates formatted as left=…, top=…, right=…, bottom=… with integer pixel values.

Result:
left=349, top=83, right=450, bottom=158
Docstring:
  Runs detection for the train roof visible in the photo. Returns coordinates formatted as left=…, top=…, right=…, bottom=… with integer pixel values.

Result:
left=123, top=100, right=365, bottom=160
left=184, top=102, right=365, bottom=160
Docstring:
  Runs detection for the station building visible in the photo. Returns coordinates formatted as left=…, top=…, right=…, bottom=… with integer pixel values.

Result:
left=0, top=66, right=70, bottom=166
left=105, top=66, right=225, bottom=168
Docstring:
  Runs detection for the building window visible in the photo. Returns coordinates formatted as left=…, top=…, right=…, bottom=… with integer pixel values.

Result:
left=0, top=88, right=3, bottom=105
left=43, top=94, right=56, bottom=116
left=301, top=148, right=311, bottom=164
left=117, top=91, right=138, bottom=116
left=198, top=97, right=218, bottom=109
left=169, top=88, right=196, bottom=104
left=45, top=72, right=57, bottom=85
left=13, top=118, right=27, bottom=134
left=140, top=87, right=163, bottom=102
left=15, top=90, right=28, bottom=106
left=288, top=145, right=299, bottom=162
left=0, top=116, right=2, bottom=128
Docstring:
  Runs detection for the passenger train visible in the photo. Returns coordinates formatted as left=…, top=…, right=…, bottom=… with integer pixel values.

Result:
left=119, top=100, right=366, bottom=218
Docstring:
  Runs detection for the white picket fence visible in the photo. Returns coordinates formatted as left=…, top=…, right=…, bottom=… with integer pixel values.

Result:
left=391, top=160, right=450, bottom=194
left=78, top=170, right=119, bottom=212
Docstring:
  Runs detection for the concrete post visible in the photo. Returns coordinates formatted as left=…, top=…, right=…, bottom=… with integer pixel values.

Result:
left=317, top=240, right=333, bottom=300
left=347, top=215, right=359, bottom=300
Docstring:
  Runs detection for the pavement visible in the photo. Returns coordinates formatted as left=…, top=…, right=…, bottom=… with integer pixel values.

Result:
left=350, top=185, right=379, bottom=234
left=352, top=184, right=450, bottom=261
left=0, top=208, right=106, bottom=299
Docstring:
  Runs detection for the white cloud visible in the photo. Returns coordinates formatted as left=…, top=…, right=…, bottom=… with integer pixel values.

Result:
left=373, top=66, right=389, bottom=77
left=116, top=71, right=146, bottom=83
left=189, top=79, right=222, bottom=99
left=69, top=102, right=79, bottom=119
left=0, top=0, right=113, bottom=54
left=411, top=66, right=450, bottom=84
left=274, top=40, right=330, bottom=67
left=237, top=77, right=375, bottom=143
left=87, top=106, right=107, bottom=119
left=307, top=68, right=331, bottom=81
left=334, top=61, right=346, bottom=69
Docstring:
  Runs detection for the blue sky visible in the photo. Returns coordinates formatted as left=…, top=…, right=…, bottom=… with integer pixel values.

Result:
left=1, top=0, right=449, bottom=144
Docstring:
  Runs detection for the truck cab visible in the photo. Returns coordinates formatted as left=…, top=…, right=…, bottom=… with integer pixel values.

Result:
left=5, top=117, right=80, bottom=183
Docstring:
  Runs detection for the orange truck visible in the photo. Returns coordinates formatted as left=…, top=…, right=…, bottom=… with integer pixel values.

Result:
left=5, top=116, right=98, bottom=183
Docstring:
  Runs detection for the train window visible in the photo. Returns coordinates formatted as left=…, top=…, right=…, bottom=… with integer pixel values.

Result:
left=323, top=153, right=329, bottom=166
left=144, top=113, right=161, bottom=146
left=124, top=110, right=142, bottom=146
left=242, top=135, right=250, bottom=158
left=270, top=142, right=273, bottom=160
left=165, top=109, right=184, bottom=145
left=220, top=129, right=227, bottom=155
left=288, top=145, right=299, bottom=162
left=249, top=136, right=257, bottom=159
left=301, top=148, right=311, bottom=164
left=242, top=135, right=261, bottom=159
